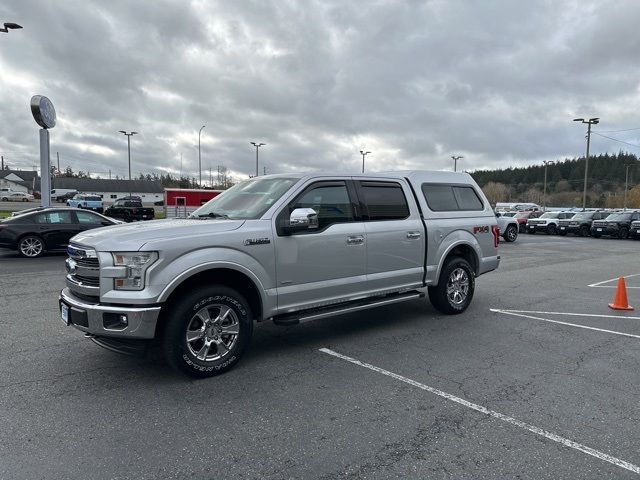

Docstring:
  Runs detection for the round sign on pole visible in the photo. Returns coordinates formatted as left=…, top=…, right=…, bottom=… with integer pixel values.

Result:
left=30, top=95, right=56, bottom=129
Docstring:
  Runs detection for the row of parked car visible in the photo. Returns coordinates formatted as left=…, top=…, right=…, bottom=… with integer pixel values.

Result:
left=498, top=209, right=640, bottom=239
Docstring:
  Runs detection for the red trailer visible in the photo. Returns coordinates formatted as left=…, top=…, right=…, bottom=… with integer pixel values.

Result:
left=164, top=188, right=223, bottom=218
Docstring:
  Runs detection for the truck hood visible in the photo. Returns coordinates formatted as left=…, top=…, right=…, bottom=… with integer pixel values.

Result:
left=71, top=218, right=246, bottom=251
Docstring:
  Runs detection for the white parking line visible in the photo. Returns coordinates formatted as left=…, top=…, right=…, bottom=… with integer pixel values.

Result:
left=589, top=274, right=640, bottom=289
left=319, top=348, right=640, bottom=475
left=490, top=309, right=640, bottom=340
left=494, top=309, right=640, bottom=321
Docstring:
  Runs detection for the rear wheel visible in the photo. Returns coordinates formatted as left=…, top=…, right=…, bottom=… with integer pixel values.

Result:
left=503, top=225, right=518, bottom=242
left=428, top=257, right=475, bottom=315
left=619, top=227, right=629, bottom=240
left=161, top=285, right=253, bottom=378
left=18, top=235, right=45, bottom=258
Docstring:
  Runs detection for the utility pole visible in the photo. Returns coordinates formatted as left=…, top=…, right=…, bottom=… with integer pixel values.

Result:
left=573, top=117, right=599, bottom=210
left=263, top=166, right=267, bottom=175
left=542, top=160, right=553, bottom=210
left=209, top=167, right=212, bottom=188
left=624, top=163, right=635, bottom=210
left=451, top=155, right=463, bottom=172
left=1, top=155, right=3, bottom=170
left=56, top=151, right=60, bottom=175
left=360, top=150, right=371, bottom=173
left=198, top=125, right=205, bottom=186
left=180, top=153, right=183, bottom=178
left=109, top=169, right=111, bottom=180
left=250, top=142, right=266, bottom=177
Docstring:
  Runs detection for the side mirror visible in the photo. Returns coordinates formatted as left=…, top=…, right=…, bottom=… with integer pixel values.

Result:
left=284, top=208, right=318, bottom=234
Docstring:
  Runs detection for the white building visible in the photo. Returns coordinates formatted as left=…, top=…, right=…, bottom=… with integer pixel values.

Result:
left=45, top=178, right=164, bottom=205
left=0, top=170, right=37, bottom=193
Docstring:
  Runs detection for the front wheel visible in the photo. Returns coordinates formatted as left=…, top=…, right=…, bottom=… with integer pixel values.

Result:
left=161, top=285, right=253, bottom=378
left=580, top=225, right=590, bottom=237
left=18, top=235, right=45, bottom=258
left=547, top=224, right=557, bottom=235
left=503, top=225, right=518, bottom=242
left=428, top=257, right=475, bottom=315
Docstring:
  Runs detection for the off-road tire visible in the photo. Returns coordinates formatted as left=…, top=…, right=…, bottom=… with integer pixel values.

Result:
left=161, top=285, right=253, bottom=378
left=428, top=257, right=475, bottom=315
left=547, top=224, right=557, bottom=235
left=580, top=225, right=590, bottom=237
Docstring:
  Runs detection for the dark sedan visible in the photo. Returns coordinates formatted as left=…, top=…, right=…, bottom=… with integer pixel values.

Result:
left=0, top=208, right=119, bottom=258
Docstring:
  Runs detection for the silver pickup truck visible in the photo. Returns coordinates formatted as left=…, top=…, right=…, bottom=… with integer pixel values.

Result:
left=60, top=171, right=500, bottom=377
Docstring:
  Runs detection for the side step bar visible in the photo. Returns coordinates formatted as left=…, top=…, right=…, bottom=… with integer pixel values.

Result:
left=272, top=290, right=424, bottom=326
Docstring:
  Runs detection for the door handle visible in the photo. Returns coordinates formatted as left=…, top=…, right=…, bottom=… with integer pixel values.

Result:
left=346, top=235, right=364, bottom=245
left=406, top=231, right=421, bottom=239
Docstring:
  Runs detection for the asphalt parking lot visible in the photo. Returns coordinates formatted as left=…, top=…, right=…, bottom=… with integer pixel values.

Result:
left=1, top=235, right=639, bottom=479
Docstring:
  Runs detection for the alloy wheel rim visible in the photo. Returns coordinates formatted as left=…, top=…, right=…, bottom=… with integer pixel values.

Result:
left=508, top=227, right=517, bottom=241
left=20, top=237, right=42, bottom=257
left=185, top=304, right=240, bottom=362
left=447, top=268, right=469, bottom=305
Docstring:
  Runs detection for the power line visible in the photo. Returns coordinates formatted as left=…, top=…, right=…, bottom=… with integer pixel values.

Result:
left=592, top=132, right=640, bottom=149
left=595, top=127, right=640, bottom=133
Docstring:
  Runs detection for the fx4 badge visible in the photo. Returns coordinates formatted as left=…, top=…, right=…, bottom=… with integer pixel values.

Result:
left=244, top=237, right=271, bottom=246
left=473, top=226, right=490, bottom=234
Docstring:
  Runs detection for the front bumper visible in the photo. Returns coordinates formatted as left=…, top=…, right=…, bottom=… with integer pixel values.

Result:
left=591, top=226, right=618, bottom=236
left=59, top=287, right=161, bottom=339
left=559, top=225, right=580, bottom=234
left=527, top=224, right=550, bottom=233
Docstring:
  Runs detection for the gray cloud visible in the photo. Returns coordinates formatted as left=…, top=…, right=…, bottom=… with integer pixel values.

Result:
left=2, top=0, right=640, bottom=183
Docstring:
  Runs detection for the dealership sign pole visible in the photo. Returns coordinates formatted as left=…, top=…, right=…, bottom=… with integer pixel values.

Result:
left=30, top=95, right=56, bottom=208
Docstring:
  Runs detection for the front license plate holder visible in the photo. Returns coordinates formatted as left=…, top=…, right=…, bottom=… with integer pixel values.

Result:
left=61, top=302, right=70, bottom=326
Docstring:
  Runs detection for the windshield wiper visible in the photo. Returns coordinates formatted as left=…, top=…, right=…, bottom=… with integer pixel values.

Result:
left=193, top=212, right=230, bottom=219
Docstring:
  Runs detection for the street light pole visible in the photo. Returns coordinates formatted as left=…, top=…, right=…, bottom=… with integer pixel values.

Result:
left=198, top=125, right=205, bottom=187
left=624, top=163, right=634, bottom=210
left=250, top=142, right=265, bottom=177
left=451, top=155, right=463, bottom=172
left=573, top=117, right=599, bottom=210
left=542, top=161, right=553, bottom=210
left=360, top=150, right=371, bottom=173
left=119, top=131, right=138, bottom=197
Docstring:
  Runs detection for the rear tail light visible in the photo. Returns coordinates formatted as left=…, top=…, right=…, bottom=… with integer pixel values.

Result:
left=491, top=225, right=500, bottom=247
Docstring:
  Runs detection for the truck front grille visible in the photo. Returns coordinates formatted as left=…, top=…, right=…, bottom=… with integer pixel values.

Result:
left=66, top=243, right=100, bottom=300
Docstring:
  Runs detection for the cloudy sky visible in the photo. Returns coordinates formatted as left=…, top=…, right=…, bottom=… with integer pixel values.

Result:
left=2, top=0, right=640, bottom=184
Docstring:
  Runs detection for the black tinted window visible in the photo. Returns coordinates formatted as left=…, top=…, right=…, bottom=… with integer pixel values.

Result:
left=453, top=186, right=484, bottom=210
left=422, top=185, right=458, bottom=211
left=360, top=182, right=409, bottom=221
left=293, top=183, right=354, bottom=229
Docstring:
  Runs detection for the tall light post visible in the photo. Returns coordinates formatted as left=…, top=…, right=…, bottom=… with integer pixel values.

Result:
left=250, top=142, right=265, bottom=177
left=451, top=155, right=463, bottom=172
left=119, top=131, right=138, bottom=197
left=360, top=150, right=371, bottom=173
left=542, top=160, right=553, bottom=209
left=198, top=125, right=205, bottom=187
left=573, top=117, right=599, bottom=210
left=0, top=22, right=22, bottom=34
left=624, top=163, right=635, bottom=210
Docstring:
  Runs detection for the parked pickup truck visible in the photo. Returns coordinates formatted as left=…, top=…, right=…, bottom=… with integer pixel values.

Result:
left=59, top=171, right=500, bottom=377
left=103, top=198, right=155, bottom=222
left=67, top=194, right=103, bottom=213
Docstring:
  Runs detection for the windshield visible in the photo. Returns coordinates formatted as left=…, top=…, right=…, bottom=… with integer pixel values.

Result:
left=607, top=213, right=632, bottom=221
left=539, top=212, right=560, bottom=219
left=191, top=177, right=299, bottom=220
left=502, top=212, right=517, bottom=217
left=572, top=213, right=593, bottom=220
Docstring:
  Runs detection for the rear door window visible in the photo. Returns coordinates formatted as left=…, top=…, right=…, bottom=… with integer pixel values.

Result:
left=359, top=182, right=409, bottom=221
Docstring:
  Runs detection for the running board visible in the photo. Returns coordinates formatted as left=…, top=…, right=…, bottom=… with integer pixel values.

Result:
left=272, top=290, right=424, bottom=326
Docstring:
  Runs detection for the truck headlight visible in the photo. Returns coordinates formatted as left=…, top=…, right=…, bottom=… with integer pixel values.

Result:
left=112, top=252, right=158, bottom=290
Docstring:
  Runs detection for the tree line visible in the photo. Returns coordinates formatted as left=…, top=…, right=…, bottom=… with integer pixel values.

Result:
left=471, top=152, right=640, bottom=208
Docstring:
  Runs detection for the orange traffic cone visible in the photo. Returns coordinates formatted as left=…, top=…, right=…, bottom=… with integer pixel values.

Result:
left=608, top=277, right=634, bottom=311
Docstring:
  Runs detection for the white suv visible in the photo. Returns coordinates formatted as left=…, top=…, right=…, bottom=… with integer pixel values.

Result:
left=526, top=211, right=575, bottom=235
